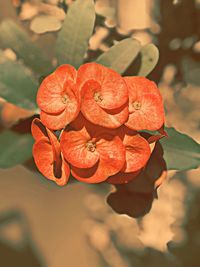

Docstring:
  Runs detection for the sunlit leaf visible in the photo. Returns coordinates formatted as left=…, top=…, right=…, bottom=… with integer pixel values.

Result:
left=0, top=55, right=38, bottom=110
left=0, top=19, right=52, bottom=74
left=96, top=38, right=141, bottom=74
left=30, top=15, right=62, bottom=34
left=95, top=6, right=115, bottom=19
left=56, top=0, right=95, bottom=68
left=0, top=131, right=34, bottom=168
left=161, top=127, right=200, bottom=170
left=136, top=43, right=159, bottom=77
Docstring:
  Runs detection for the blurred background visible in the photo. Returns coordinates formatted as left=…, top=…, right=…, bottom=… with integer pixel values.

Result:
left=0, top=0, right=200, bottom=266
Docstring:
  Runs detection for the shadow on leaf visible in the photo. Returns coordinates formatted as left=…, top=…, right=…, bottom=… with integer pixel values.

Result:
left=107, top=142, right=167, bottom=218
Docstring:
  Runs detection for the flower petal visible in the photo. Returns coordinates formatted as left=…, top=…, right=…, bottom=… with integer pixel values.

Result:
left=33, top=138, right=69, bottom=186
left=123, top=134, right=151, bottom=173
left=81, top=80, right=129, bottom=128
left=60, top=128, right=99, bottom=168
left=37, top=64, right=77, bottom=114
left=40, top=89, right=79, bottom=131
left=40, top=110, right=67, bottom=130
left=77, top=62, right=128, bottom=109
left=124, top=76, right=165, bottom=131
left=71, top=136, right=125, bottom=183
left=31, top=117, right=61, bottom=163
left=31, top=118, right=48, bottom=141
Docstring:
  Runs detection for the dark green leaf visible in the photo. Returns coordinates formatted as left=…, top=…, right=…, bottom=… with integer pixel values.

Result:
left=56, top=0, right=95, bottom=68
left=0, top=19, right=52, bottom=74
left=96, top=38, right=141, bottom=74
left=0, top=131, right=34, bottom=168
left=136, top=43, right=159, bottom=77
left=161, top=127, right=200, bottom=171
left=0, top=54, right=38, bottom=110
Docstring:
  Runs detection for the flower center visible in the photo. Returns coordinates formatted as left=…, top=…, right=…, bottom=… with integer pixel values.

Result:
left=132, top=101, right=141, bottom=110
left=61, top=94, right=69, bottom=104
left=86, top=141, right=96, bottom=152
left=94, top=92, right=103, bottom=103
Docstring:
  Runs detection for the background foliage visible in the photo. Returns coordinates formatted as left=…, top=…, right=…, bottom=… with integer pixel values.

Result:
left=0, top=0, right=199, bottom=172
left=0, top=1, right=200, bottom=266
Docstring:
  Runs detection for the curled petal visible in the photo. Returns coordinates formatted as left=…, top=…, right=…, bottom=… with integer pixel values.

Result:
left=54, top=64, right=76, bottom=84
left=124, top=76, right=165, bottom=131
left=81, top=80, right=129, bottom=128
left=60, top=128, right=99, bottom=169
left=139, top=131, right=167, bottom=153
left=77, top=62, right=128, bottom=109
left=71, top=136, right=126, bottom=183
left=31, top=118, right=48, bottom=141
left=147, top=133, right=166, bottom=144
left=37, top=64, right=77, bottom=114
left=31, top=118, right=60, bottom=161
left=33, top=138, right=70, bottom=186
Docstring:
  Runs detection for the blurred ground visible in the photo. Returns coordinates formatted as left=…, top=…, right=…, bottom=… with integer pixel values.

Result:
left=0, top=166, right=102, bottom=267
left=0, top=0, right=200, bottom=266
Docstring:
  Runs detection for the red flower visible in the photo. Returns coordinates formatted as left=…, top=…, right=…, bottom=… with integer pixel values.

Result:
left=76, top=63, right=129, bottom=128
left=60, top=119, right=126, bottom=183
left=124, top=76, right=165, bottom=131
left=107, top=127, right=151, bottom=184
left=31, top=118, right=70, bottom=186
left=37, top=65, right=79, bottom=130
left=32, top=62, right=166, bottom=187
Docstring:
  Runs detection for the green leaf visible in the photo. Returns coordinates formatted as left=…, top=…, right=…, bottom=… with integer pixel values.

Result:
left=96, top=38, right=141, bottom=74
left=0, top=19, right=52, bottom=74
left=0, top=55, right=38, bottom=110
left=161, top=127, right=200, bottom=171
left=0, top=131, right=34, bottom=169
left=136, top=43, right=159, bottom=77
left=56, top=0, right=95, bottom=68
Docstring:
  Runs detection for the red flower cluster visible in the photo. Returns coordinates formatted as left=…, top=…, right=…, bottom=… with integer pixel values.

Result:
left=32, top=63, right=165, bottom=186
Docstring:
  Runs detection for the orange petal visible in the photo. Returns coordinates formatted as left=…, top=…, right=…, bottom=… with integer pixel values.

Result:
left=77, top=62, right=128, bottom=109
left=31, top=118, right=62, bottom=166
left=70, top=112, right=118, bottom=137
left=40, top=94, right=79, bottom=131
left=123, top=134, right=151, bottom=173
left=31, top=118, right=48, bottom=141
left=60, top=128, right=99, bottom=168
left=71, top=136, right=125, bottom=183
left=45, top=127, right=62, bottom=168
left=33, top=138, right=69, bottom=186
left=37, top=64, right=77, bottom=114
left=70, top=112, right=99, bottom=131
left=124, top=76, right=165, bottom=131
left=81, top=80, right=129, bottom=129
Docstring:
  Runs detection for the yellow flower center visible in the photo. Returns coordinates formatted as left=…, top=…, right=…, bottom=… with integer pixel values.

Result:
left=86, top=141, right=96, bottom=152
left=61, top=94, right=69, bottom=104
left=94, top=92, right=103, bottom=103
left=132, top=101, right=141, bottom=110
